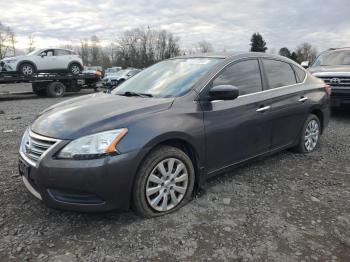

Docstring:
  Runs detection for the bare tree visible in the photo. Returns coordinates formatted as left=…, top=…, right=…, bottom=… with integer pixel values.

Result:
left=27, top=35, right=35, bottom=53
left=115, top=27, right=180, bottom=68
left=0, top=22, right=14, bottom=59
left=295, top=43, right=318, bottom=63
left=197, top=40, right=214, bottom=53
left=79, top=39, right=89, bottom=65
left=9, top=31, right=16, bottom=56
left=90, top=35, right=101, bottom=65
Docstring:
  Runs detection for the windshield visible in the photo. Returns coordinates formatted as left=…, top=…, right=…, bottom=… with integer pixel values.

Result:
left=312, top=50, right=350, bottom=67
left=27, top=49, right=42, bottom=56
left=112, top=58, right=221, bottom=98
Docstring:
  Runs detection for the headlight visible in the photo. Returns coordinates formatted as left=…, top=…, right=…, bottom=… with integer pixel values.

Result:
left=57, top=128, right=128, bottom=159
left=19, top=128, right=30, bottom=153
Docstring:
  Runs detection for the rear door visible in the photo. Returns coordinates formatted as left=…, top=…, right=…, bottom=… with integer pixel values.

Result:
left=201, top=58, right=272, bottom=173
left=54, top=49, right=71, bottom=69
left=260, top=58, right=309, bottom=149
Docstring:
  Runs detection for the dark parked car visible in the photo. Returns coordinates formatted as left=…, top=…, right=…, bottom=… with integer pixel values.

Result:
left=303, top=47, right=350, bottom=107
left=19, top=52, right=330, bottom=217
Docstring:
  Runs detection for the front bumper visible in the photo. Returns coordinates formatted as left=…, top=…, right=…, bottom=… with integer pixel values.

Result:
left=0, top=61, right=16, bottom=72
left=331, top=87, right=350, bottom=107
left=18, top=148, right=146, bottom=212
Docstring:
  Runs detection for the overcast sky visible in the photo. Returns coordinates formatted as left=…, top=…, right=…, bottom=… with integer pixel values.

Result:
left=1, top=0, right=350, bottom=53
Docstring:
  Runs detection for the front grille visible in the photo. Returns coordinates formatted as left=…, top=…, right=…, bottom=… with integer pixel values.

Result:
left=21, top=130, right=60, bottom=166
left=317, top=76, right=350, bottom=87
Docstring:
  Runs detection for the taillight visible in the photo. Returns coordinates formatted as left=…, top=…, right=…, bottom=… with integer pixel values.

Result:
left=324, top=84, right=331, bottom=95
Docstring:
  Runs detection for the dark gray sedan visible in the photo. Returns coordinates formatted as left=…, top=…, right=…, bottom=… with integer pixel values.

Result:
left=18, top=52, right=330, bottom=217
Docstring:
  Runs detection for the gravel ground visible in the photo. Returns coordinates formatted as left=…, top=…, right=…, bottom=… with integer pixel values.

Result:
left=0, top=88, right=350, bottom=261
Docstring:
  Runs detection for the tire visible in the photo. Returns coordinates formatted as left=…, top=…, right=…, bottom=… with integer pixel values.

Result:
left=68, top=63, right=82, bottom=75
left=19, top=63, right=35, bottom=76
left=32, top=85, right=47, bottom=97
left=293, top=114, right=321, bottom=153
left=132, top=145, right=195, bottom=218
left=46, top=82, right=66, bottom=98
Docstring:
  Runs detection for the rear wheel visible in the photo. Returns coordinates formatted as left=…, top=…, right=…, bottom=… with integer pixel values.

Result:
left=19, top=63, right=35, bottom=76
left=293, top=114, right=321, bottom=153
left=68, top=63, right=82, bottom=75
left=132, top=146, right=195, bottom=218
left=46, top=82, right=66, bottom=97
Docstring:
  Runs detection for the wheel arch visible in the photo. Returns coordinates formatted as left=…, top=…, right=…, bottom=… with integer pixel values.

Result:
left=67, top=61, right=83, bottom=70
left=16, top=60, right=37, bottom=72
left=309, top=108, right=324, bottom=134
left=130, top=135, right=203, bottom=206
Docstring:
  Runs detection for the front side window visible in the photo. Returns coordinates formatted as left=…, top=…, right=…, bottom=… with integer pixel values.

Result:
left=112, top=58, right=221, bottom=98
left=40, top=50, right=54, bottom=57
left=212, top=59, right=262, bottom=95
left=263, top=59, right=296, bottom=89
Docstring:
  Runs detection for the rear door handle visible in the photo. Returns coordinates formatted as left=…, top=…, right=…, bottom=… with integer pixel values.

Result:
left=256, top=105, right=271, bottom=112
left=299, top=96, right=308, bottom=102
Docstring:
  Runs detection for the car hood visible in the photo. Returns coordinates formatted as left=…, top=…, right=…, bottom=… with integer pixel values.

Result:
left=1, top=55, right=26, bottom=62
left=31, top=93, right=174, bottom=139
left=309, top=65, right=350, bottom=77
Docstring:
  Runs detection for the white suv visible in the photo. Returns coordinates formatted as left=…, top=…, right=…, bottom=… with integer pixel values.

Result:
left=0, top=48, right=83, bottom=76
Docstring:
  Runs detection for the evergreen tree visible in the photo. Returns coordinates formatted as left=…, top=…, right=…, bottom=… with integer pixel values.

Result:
left=279, top=47, right=291, bottom=58
left=250, top=33, right=267, bottom=53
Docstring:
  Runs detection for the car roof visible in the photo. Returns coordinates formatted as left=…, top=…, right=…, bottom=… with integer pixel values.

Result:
left=326, top=47, right=350, bottom=51
left=171, top=52, right=294, bottom=61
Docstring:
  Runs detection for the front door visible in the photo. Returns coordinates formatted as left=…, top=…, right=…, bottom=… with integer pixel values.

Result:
left=34, top=49, right=57, bottom=70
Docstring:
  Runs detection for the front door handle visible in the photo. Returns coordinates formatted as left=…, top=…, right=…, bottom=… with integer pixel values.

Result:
left=299, top=96, right=308, bottom=102
left=256, top=105, right=271, bottom=112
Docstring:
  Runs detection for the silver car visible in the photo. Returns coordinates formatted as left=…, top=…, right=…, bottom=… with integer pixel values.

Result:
left=0, top=48, right=83, bottom=76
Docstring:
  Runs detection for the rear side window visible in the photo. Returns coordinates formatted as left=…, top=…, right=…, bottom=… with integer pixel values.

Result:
left=293, top=65, right=307, bottom=83
left=263, top=59, right=297, bottom=89
left=212, top=59, right=262, bottom=95
left=55, top=49, right=70, bottom=56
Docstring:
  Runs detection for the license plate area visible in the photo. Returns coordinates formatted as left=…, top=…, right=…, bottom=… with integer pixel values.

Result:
left=19, top=157, right=30, bottom=178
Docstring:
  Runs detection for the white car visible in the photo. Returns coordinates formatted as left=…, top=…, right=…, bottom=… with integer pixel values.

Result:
left=0, top=48, right=83, bottom=76
left=102, top=68, right=141, bottom=87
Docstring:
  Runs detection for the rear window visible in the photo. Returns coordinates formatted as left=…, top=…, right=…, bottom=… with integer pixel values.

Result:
left=263, top=59, right=297, bottom=89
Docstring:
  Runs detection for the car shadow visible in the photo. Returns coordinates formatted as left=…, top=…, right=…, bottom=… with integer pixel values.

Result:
left=331, top=105, right=350, bottom=118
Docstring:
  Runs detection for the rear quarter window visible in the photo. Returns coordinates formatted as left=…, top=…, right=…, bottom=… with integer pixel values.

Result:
left=293, top=65, right=307, bottom=83
left=263, top=59, right=297, bottom=89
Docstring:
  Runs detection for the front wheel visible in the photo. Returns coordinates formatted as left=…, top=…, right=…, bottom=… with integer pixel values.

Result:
left=19, top=63, right=35, bottom=76
left=293, top=114, right=321, bottom=153
left=132, top=146, right=195, bottom=218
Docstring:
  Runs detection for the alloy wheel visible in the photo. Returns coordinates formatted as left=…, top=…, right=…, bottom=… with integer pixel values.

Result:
left=22, top=65, right=33, bottom=76
left=304, top=119, right=319, bottom=151
left=71, top=65, right=80, bottom=74
left=145, top=158, right=189, bottom=212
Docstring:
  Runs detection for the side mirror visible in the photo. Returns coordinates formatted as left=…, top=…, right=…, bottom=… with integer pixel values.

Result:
left=301, top=61, right=310, bottom=68
left=40, top=54, right=46, bottom=58
left=209, top=85, right=239, bottom=101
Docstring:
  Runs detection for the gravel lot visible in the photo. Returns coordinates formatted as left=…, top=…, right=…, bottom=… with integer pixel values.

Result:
left=0, top=85, right=350, bottom=261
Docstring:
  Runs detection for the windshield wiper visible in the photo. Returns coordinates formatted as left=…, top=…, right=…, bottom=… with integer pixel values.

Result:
left=117, top=91, right=153, bottom=97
